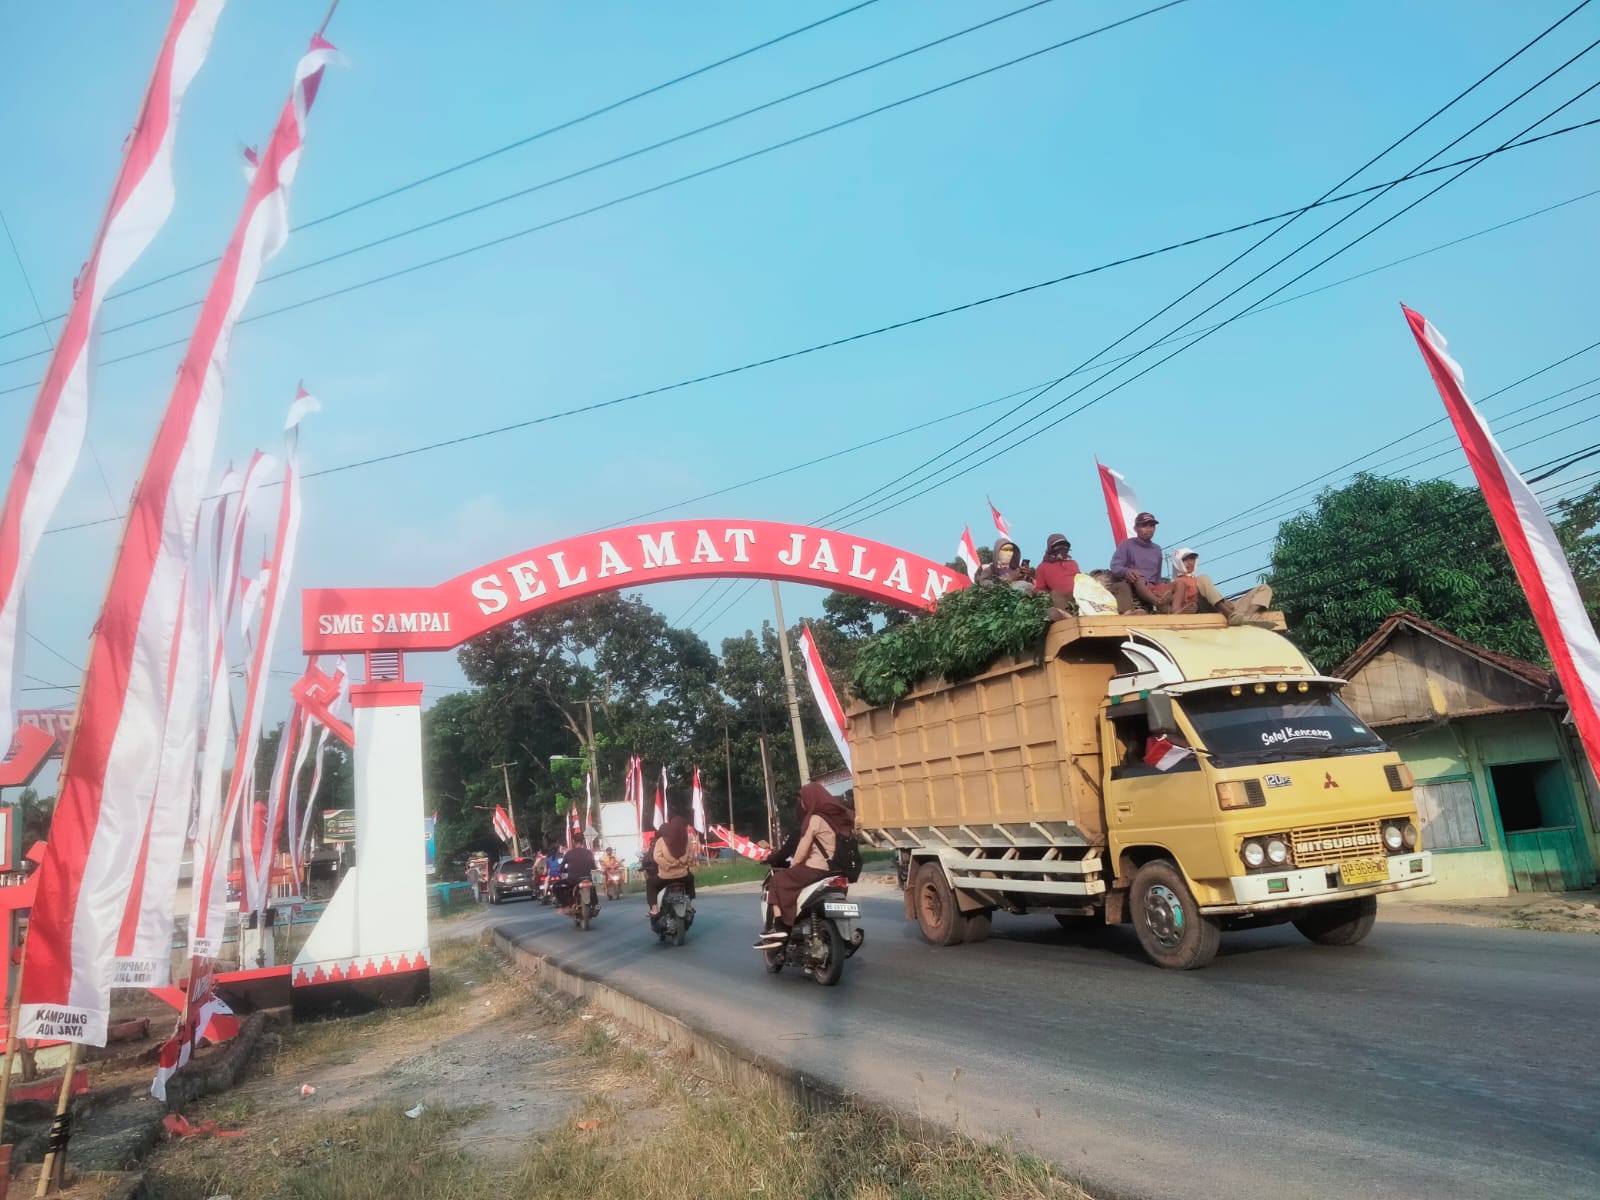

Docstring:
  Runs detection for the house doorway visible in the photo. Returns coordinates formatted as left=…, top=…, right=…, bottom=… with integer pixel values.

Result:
left=1487, top=760, right=1596, bottom=891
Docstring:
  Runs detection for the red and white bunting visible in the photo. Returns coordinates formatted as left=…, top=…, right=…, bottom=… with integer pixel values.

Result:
left=690, top=766, right=706, bottom=834
left=798, top=623, right=852, bottom=771
left=955, top=525, right=980, bottom=581
left=1097, top=460, right=1141, bottom=546
left=711, top=824, right=770, bottom=863
left=0, top=0, right=226, bottom=748
left=190, top=454, right=275, bottom=959
left=112, top=556, right=205, bottom=987
left=491, top=805, right=515, bottom=844
left=1403, top=306, right=1600, bottom=781
left=239, top=388, right=317, bottom=919
left=19, top=36, right=338, bottom=1045
left=987, top=496, right=1013, bottom=541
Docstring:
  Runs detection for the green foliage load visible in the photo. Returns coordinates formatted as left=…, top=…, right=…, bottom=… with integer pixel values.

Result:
left=849, top=583, right=1057, bottom=707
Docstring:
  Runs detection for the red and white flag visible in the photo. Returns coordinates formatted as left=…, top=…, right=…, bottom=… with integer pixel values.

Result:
left=19, top=35, right=338, bottom=1046
left=293, top=657, right=349, bottom=869
left=584, top=769, right=594, bottom=833
left=1097, top=460, right=1141, bottom=545
left=492, top=805, right=515, bottom=844
left=0, top=0, right=226, bottom=750
left=654, top=766, right=667, bottom=828
left=690, top=766, right=706, bottom=834
left=626, top=755, right=642, bottom=835
left=1403, top=306, right=1600, bottom=782
left=955, top=526, right=980, bottom=580
left=711, top=823, right=770, bottom=863
left=1142, top=734, right=1193, bottom=772
left=987, top=496, right=1013, bottom=541
left=798, top=623, right=851, bottom=771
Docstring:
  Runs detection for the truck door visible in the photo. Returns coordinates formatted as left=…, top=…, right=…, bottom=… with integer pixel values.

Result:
left=1100, top=699, right=1219, bottom=877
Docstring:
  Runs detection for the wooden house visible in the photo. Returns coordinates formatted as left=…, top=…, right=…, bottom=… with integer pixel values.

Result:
left=1338, top=612, right=1598, bottom=898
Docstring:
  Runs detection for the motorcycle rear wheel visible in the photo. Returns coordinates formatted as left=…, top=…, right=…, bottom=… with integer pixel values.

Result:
left=812, top=921, right=845, bottom=987
left=763, top=946, right=785, bottom=974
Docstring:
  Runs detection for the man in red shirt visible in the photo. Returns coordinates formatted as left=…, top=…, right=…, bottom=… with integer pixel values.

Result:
left=1031, top=534, right=1081, bottom=617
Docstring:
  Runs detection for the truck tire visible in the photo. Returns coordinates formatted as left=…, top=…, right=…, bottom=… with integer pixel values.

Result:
left=962, top=909, right=993, bottom=944
left=1292, top=895, right=1377, bottom=946
left=914, top=863, right=969, bottom=946
left=1130, top=860, right=1221, bottom=970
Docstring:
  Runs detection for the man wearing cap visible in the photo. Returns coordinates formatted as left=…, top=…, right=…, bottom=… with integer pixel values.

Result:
left=1032, top=534, right=1081, bottom=616
left=1109, top=512, right=1167, bottom=613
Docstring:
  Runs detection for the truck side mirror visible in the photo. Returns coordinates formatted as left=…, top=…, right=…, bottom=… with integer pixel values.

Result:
left=1147, top=692, right=1177, bottom=732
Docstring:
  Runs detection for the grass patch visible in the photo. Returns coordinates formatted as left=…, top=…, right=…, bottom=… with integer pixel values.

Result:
left=148, top=1103, right=493, bottom=1200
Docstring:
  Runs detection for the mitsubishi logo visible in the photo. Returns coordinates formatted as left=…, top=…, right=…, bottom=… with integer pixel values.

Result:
left=1323, top=772, right=1340, bottom=789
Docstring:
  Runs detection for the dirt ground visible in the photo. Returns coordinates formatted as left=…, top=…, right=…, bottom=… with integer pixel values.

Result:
left=1382, top=889, right=1600, bottom=934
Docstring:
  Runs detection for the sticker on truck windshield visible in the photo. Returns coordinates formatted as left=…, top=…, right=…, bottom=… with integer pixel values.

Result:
left=1265, top=773, right=1293, bottom=788
left=1260, top=726, right=1334, bottom=748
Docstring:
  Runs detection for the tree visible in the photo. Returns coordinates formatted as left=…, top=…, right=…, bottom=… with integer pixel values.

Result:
left=1268, top=473, right=1600, bottom=670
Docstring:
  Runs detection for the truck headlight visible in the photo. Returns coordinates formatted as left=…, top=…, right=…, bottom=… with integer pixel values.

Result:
left=1241, top=840, right=1266, bottom=869
left=1266, top=837, right=1289, bottom=865
left=1382, top=823, right=1405, bottom=851
left=1402, top=821, right=1418, bottom=849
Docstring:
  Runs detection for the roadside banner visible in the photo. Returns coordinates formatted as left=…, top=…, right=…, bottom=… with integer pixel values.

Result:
left=18, top=33, right=337, bottom=1045
left=1403, top=305, right=1600, bottom=782
left=492, top=805, right=515, bottom=844
left=0, top=0, right=226, bottom=749
left=1097, top=459, right=1141, bottom=545
left=798, top=623, right=851, bottom=771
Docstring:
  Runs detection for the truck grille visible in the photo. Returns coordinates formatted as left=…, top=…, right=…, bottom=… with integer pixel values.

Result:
left=1290, top=820, right=1383, bottom=867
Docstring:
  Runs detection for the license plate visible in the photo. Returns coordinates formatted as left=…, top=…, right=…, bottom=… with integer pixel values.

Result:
left=823, top=902, right=860, bottom=918
left=1338, top=858, right=1387, bottom=885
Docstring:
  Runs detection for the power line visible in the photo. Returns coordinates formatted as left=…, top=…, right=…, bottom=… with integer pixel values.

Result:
left=0, top=0, right=891, bottom=347
left=0, top=0, right=1190, bottom=372
left=833, top=72, right=1600, bottom=532
left=802, top=2, right=1600, bottom=531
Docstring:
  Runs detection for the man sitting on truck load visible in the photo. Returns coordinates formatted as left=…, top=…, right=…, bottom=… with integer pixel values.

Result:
left=1167, top=546, right=1276, bottom=627
left=1109, top=512, right=1168, bottom=613
left=1031, top=533, right=1081, bottom=615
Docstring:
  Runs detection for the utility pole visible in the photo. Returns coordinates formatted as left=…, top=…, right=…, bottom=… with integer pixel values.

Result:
left=769, top=581, right=811, bottom=786
left=492, top=761, right=521, bottom=857
left=757, top=734, right=777, bottom=845
left=582, top=698, right=600, bottom=802
left=723, top=715, right=735, bottom=832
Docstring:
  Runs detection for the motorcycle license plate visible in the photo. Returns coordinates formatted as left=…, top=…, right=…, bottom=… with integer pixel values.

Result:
left=823, top=902, right=860, bottom=918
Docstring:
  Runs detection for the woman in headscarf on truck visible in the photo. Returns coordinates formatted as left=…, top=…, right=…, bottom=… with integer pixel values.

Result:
left=973, top=538, right=1033, bottom=588
left=756, top=783, right=855, bottom=948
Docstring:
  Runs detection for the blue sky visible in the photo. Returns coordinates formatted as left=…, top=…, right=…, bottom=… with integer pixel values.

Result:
left=2, top=0, right=1598, bottom=723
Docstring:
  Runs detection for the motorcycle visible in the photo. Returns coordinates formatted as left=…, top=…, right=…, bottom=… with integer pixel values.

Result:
left=603, top=866, right=624, bottom=901
left=649, top=880, right=695, bottom=946
left=760, top=871, right=863, bottom=986
left=570, top=877, right=599, bottom=931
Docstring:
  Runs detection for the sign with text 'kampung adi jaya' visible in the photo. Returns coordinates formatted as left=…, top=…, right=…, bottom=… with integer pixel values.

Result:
left=302, top=520, right=966, bottom=654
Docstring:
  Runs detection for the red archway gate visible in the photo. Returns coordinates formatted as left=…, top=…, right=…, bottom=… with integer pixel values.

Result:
left=302, top=519, right=966, bottom=654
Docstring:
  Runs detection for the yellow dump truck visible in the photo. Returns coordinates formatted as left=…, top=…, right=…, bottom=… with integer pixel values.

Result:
left=849, top=613, right=1434, bottom=969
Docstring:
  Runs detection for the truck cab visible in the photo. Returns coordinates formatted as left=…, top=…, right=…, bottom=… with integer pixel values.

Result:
left=1100, top=625, right=1432, bottom=966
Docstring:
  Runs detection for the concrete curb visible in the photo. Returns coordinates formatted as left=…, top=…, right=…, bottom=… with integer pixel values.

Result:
left=489, top=926, right=1140, bottom=1200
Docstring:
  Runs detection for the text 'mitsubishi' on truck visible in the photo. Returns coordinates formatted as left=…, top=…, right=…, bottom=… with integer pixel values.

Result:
left=849, top=611, right=1434, bottom=969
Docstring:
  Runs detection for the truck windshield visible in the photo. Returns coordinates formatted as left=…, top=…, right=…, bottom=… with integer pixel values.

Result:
left=1177, top=686, right=1387, bottom=765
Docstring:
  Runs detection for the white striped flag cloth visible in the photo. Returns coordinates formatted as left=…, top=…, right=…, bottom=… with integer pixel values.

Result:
left=241, top=387, right=317, bottom=917
left=492, top=805, right=515, bottom=844
left=1097, top=459, right=1141, bottom=545
left=1403, top=306, right=1600, bottom=781
left=711, top=824, right=770, bottom=863
left=798, top=623, right=851, bottom=771
left=690, top=766, right=706, bottom=834
left=955, top=526, right=980, bottom=580
left=0, top=0, right=226, bottom=750
left=19, top=35, right=338, bottom=1046
left=986, top=496, right=1013, bottom=541
left=584, top=769, right=594, bottom=832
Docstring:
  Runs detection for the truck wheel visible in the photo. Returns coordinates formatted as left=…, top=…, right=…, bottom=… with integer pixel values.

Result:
left=914, top=863, right=969, bottom=947
left=962, top=910, right=993, bottom=944
left=1292, top=896, right=1377, bottom=946
left=1130, top=860, right=1220, bottom=970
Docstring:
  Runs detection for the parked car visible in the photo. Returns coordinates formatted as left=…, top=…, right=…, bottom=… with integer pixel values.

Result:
left=488, top=857, right=536, bottom=904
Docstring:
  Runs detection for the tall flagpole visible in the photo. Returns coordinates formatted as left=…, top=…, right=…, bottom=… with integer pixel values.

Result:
left=769, top=582, right=810, bottom=786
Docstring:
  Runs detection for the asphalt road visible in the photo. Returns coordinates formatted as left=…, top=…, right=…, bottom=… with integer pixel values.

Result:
left=492, top=881, right=1600, bottom=1200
